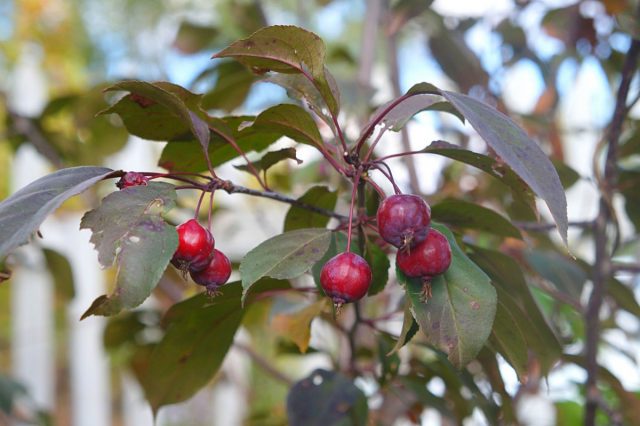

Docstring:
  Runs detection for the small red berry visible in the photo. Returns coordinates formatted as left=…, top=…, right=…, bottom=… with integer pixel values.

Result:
left=320, top=252, right=372, bottom=306
left=171, top=219, right=215, bottom=271
left=396, top=229, right=451, bottom=279
left=377, top=194, right=431, bottom=249
left=116, top=172, right=149, bottom=189
left=190, top=249, right=232, bottom=293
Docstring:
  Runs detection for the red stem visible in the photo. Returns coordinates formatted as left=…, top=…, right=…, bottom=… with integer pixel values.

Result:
left=372, top=163, right=401, bottom=195
left=346, top=173, right=362, bottom=252
left=208, top=125, right=268, bottom=189
left=194, top=190, right=207, bottom=219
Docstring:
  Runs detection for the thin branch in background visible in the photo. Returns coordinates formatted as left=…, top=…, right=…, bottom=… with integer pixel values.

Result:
left=387, top=25, right=421, bottom=195
left=584, top=36, right=640, bottom=426
left=611, top=262, right=640, bottom=274
left=7, top=109, right=64, bottom=168
left=513, top=220, right=594, bottom=232
left=234, top=342, right=293, bottom=386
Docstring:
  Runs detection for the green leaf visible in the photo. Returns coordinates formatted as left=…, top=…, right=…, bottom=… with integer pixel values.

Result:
left=284, top=186, right=337, bottom=232
left=240, top=228, right=332, bottom=299
left=100, top=81, right=210, bottom=152
left=608, top=277, right=640, bottom=317
left=265, top=74, right=335, bottom=129
left=0, top=166, right=115, bottom=261
left=287, top=369, right=368, bottom=426
left=234, top=147, right=302, bottom=174
left=389, top=301, right=419, bottom=355
left=365, top=241, right=390, bottom=296
left=468, top=245, right=562, bottom=374
left=431, top=199, right=522, bottom=239
left=213, top=25, right=340, bottom=115
left=377, top=95, right=464, bottom=131
left=141, top=282, right=244, bottom=412
left=201, top=61, right=255, bottom=111
left=158, top=116, right=279, bottom=173
left=0, top=375, right=28, bottom=414
left=525, top=249, right=586, bottom=301
left=397, top=224, right=497, bottom=368
left=252, top=103, right=325, bottom=148
left=80, top=182, right=178, bottom=318
left=173, top=21, right=218, bottom=54
left=273, top=299, right=329, bottom=353
left=43, top=248, right=75, bottom=301
left=489, top=288, right=529, bottom=380
left=423, top=140, right=537, bottom=216
left=441, top=91, right=568, bottom=244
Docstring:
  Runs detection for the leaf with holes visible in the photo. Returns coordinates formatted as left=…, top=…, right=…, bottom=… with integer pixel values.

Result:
left=213, top=25, right=340, bottom=115
left=284, top=186, right=337, bottom=232
left=141, top=282, right=243, bottom=413
left=441, top=91, right=568, bottom=244
left=240, top=228, right=332, bottom=300
left=80, top=182, right=178, bottom=318
left=287, top=369, right=368, bottom=426
left=397, top=224, right=496, bottom=368
left=0, top=166, right=116, bottom=262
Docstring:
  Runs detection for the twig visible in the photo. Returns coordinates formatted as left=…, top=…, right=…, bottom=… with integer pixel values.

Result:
left=234, top=342, right=293, bottom=386
left=208, top=125, right=268, bottom=190
left=611, top=262, right=640, bottom=274
left=218, top=180, right=348, bottom=220
left=513, top=220, right=594, bottom=232
left=584, top=36, right=640, bottom=426
left=7, top=109, right=64, bottom=168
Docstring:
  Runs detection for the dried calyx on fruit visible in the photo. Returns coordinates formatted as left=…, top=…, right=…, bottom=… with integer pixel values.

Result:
left=190, top=249, right=232, bottom=296
left=116, top=171, right=149, bottom=189
left=377, top=194, right=431, bottom=250
left=171, top=219, right=215, bottom=272
left=396, top=228, right=451, bottom=300
left=320, top=252, right=372, bottom=309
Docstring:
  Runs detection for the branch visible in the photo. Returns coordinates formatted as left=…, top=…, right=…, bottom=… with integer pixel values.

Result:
left=234, top=342, right=293, bottom=386
left=585, top=36, right=640, bottom=426
left=7, top=109, right=64, bottom=168
left=611, top=262, right=640, bottom=274
left=513, top=220, right=593, bottom=232
left=215, top=179, right=348, bottom=221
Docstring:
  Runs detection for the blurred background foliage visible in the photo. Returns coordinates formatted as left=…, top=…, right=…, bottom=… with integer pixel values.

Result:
left=1, top=0, right=640, bottom=425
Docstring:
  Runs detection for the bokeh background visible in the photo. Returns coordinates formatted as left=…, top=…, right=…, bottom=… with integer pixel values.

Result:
left=1, top=0, right=639, bottom=425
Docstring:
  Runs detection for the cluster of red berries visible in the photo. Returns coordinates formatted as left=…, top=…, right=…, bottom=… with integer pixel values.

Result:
left=171, top=219, right=232, bottom=294
left=319, top=194, right=452, bottom=307
left=117, top=172, right=231, bottom=294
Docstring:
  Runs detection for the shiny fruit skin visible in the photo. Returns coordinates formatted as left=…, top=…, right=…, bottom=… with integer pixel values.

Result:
left=396, top=229, right=451, bottom=278
left=320, top=252, right=372, bottom=305
left=377, top=194, right=431, bottom=249
left=171, top=219, right=215, bottom=271
left=190, top=249, right=232, bottom=288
